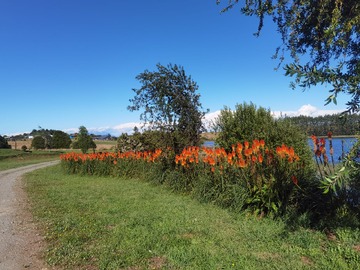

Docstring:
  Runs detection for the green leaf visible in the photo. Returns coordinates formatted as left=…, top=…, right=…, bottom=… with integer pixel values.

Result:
left=271, top=202, right=278, bottom=212
left=333, top=97, right=337, bottom=105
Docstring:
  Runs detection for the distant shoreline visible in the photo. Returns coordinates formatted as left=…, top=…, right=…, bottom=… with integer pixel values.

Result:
left=201, top=132, right=358, bottom=141
left=313, top=135, right=358, bottom=139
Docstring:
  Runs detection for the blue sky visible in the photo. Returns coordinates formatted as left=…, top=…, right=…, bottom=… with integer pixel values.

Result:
left=1, top=0, right=347, bottom=136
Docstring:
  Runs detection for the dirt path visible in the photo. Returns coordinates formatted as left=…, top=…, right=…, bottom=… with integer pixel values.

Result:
left=0, top=161, right=60, bottom=270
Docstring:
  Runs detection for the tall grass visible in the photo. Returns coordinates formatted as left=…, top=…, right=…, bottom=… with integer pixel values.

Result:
left=25, top=165, right=360, bottom=269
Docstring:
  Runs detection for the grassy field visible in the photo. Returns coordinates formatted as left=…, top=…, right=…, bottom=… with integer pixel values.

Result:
left=0, top=149, right=60, bottom=171
left=25, top=165, right=360, bottom=270
left=94, top=140, right=117, bottom=151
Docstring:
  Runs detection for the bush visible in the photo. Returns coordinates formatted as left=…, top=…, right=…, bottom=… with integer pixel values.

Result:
left=31, top=136, right=46, bottom=150
left=213, top=102, right=316, bottom=215
left=52, top=131, right=72, bottom=149
left=0, top=135, right=11, bottom=149
left=299, top=137, right=360, bottom=228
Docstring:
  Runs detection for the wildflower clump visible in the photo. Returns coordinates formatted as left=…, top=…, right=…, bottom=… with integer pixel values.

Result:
left=61, top=140, right=302, bottom=216
left=60, top=150, right=162, bottom=177
left=175, top=140, right=301, bottom=215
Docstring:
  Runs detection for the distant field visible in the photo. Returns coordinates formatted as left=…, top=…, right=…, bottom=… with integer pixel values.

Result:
left=0, top=149, right=61, bottom=171
left=94, top=140, right=117, bottom=150
left=201, top=132, right=218, bottom=141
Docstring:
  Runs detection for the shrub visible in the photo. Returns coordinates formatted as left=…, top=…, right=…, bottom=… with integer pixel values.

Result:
left=0, top=135, right=11, bottom=149
left=213, top=102, right=316, bottom=215
left=31, top=136, right=46, bottom=150
left=52, top=131, right=72, bottom=149
left=300, top=135, right=360, bottom=228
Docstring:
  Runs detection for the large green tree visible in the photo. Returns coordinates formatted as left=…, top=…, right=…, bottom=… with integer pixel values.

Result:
left=31, top=136, right=46, bottom=150
left=72, top=126, right=96, bottom=153
left=52, top=130, right=72, bottom=149
left=128, top=63, right=208, bottom=153
left=217, top=0, right=360, bottom=113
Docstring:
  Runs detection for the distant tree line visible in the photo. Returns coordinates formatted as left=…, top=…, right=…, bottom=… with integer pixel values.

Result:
left=30, top=129, right=72, bottom=150
left=283, top=113, right=360, bottom=136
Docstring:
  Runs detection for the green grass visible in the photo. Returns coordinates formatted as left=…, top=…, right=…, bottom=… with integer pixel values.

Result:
left=0, top=149, right=61, bottom=171
left=94, top=140, right=117, bottom=145
left=25, top=165, right=360, bottom=270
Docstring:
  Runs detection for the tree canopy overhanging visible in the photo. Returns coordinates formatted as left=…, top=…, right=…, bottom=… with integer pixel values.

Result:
left=217, top=0, right=360, bottom=113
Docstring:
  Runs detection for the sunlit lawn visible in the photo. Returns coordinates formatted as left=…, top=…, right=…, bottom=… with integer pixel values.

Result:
left=25, top=165, right=360, bottom=269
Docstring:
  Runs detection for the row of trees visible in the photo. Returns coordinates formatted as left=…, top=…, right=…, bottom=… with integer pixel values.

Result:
left=0, top=127, right=96, bottom=153
left=30, top=126, right=96, bottom=153
left=30, top=130, right=72, bottom=150
left=283, top=114, right=360, bottom=136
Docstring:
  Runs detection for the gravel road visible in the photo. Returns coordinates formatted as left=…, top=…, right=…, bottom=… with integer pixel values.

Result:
left=0, top=161, right=59, bottom=270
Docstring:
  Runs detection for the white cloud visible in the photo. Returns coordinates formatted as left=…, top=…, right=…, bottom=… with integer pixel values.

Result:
left=271, top=104, right=344, bottom=118
left=64, top=122, right=142, bottom=137
left=59, top=104, right=346, bottom=137
left=203, top=110, right=221, bottom=130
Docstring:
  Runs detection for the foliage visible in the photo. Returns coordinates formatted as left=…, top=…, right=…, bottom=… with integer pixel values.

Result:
left=21, top=145, right=28, bottom=151
left=214, top=103, right=314, bottom=172
left=72, top=126, right=96, bottom=153
left=0, top=135, right=11, bottom=149
left=52, top=130, right=72, bottom=149
left=213, top=103, right=316, bottom=214
left=286, top=133, right=360, bottom=228
left=217, top=0, right=360, bottom=113
left=116, top=133, right=140, bottom=152
left=315, top=135, right=360, bottom=214
left=31, top=136, right=46, bottom=150
left=128, top=63, right=208, bottom=154
left=117, top=129, right=174, bottom=152
left=214, top=102, right=275, bottom=150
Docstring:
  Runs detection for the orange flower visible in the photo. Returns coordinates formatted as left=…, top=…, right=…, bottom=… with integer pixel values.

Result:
left=259, top=139, right=265, bottom=148
left=244, top=141, right=249, bottom=149
left=291, top=175, right=298, bottom=185
left=244, top=148, right=252, bottom=157
left=237, top=158, right=246, bottom=168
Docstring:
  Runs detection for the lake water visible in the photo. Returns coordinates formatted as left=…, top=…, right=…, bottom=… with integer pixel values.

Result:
left=307, top=137, right=358, bottom=163
left=203, top=137, right=358, bottom=164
